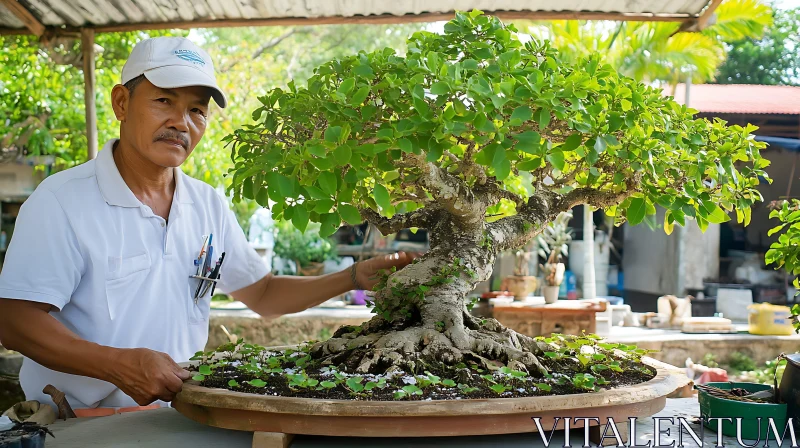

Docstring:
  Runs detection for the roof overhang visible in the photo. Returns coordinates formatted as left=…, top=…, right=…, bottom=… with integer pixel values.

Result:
left=1, top=0, right=724, bottom=37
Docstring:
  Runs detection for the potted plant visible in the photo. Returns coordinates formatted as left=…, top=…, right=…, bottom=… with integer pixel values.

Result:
left=217, top=11, right=765, bottom=399
left=272, top=220, right=337, bottom=276
left=537, top=212, right=573, bottom=303
left=503, top=241, right=538, bottom=300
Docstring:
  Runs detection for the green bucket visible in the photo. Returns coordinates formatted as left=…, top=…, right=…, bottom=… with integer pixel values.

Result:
left=697, top=382, right=788, bottom=440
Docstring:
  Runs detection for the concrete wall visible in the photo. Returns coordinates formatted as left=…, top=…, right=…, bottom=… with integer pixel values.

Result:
left=623, top=208, right=719, bottom=311
left=0, top=162, right=42, bottom=198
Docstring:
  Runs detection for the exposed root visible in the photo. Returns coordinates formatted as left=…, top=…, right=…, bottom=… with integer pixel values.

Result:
left=310, top=317, right=553, bottom=377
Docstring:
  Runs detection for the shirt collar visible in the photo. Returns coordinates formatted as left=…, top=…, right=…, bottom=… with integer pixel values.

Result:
left=95, top=139, right=194, bottom=208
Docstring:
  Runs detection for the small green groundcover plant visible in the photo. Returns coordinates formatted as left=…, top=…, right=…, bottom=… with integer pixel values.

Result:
left=189, top=334, right=657, bottom=400
left=216, top=9, right=766, bottom=396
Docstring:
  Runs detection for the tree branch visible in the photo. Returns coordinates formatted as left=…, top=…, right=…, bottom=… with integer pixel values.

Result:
left=360, top=207, right=439, bottom=235
left=221, top=28, right=300, bottom=72
left=487, top=190, right=566, bottom=253
left=488, top=175, right=639, bottom=253
left=474, top=179, right=524, bottom=208
left=395, top=153, right=484, bottom=228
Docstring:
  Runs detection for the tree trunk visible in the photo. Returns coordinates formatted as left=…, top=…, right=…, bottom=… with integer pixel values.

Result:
left=311, top=215, right=552, bottom=376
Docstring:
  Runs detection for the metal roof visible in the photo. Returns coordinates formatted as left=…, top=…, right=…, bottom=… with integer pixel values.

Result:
left=1, top=0, right=722, bottom=35
left=670, top=84, right=800, bottom=115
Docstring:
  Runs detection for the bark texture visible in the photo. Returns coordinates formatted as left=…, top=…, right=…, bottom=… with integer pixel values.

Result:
left=310, top=185, right=582, bottom=376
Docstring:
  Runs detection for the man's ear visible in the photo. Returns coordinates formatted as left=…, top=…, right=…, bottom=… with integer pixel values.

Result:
left=111, top=84, right=130, bottom=122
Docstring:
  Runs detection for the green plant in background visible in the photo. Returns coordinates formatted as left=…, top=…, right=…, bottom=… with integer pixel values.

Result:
left=272, top=220, right=337, bottom=274
left=523, top=0, right=772, bottom=86
left=536, top=211, right=573, bottom=265
left=715, top=6, right=800, bottom=86
left=701, top=353, right=720, bottom=369
left=766, top=199, right=800, bottom=331
left=738, top=357, right=789, bottom=385
left=1, top=24, right=425, bottom=231
left=727, top=351, right=757, bottom=373
left=226, top=10, right=766, bottom=376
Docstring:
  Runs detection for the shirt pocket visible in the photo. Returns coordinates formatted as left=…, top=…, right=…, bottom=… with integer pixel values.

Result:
left=186, top=276, right=211, bottom=325
left=105, top=252, right=151, bottom=321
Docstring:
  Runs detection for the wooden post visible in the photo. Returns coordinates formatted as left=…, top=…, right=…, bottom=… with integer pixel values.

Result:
left=81, top=28, right=98, bottom=160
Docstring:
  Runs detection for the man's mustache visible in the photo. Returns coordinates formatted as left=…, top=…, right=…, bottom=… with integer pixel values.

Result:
left=154, top=131, right=189, bottom=149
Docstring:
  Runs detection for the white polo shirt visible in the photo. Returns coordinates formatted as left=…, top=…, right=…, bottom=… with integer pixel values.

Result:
left=0, top=139, right=269, bottom=409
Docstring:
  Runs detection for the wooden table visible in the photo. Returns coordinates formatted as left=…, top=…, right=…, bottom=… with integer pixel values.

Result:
left=491, top=299, right=607, bottom=337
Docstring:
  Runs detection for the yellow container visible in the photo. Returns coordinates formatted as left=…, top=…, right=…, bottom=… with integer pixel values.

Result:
left=748, top=303, right=794, bottom=335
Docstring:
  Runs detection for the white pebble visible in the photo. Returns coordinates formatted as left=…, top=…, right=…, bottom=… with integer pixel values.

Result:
left=401, top=376, right=417, bottom=385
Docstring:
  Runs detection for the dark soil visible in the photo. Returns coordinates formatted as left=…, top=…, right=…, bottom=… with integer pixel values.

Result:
left=192, top=340, right=657, bottom=401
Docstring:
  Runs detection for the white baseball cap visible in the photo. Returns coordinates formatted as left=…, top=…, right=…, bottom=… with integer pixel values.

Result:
left=121, top=37, right=227, bottom=108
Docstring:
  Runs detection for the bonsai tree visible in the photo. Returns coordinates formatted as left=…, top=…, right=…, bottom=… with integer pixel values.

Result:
left=272, top=220, right=337, bottom=275
left=226, top=11, right=767, bottom=376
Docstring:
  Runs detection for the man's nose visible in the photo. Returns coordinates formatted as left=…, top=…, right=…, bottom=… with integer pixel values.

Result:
left=166, top=108, right=190, bottom=133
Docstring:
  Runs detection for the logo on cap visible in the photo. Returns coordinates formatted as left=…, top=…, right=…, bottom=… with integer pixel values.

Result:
left=173, top=49, right=206, bottom=66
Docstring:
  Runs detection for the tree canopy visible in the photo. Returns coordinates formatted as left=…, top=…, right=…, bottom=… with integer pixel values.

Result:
left=715, top=6, right=800, bottom=85
left=228, top=10, right=769, bottom=249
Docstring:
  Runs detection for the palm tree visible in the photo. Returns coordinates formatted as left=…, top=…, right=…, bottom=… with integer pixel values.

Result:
left=520, top=0, right=772, bottom=86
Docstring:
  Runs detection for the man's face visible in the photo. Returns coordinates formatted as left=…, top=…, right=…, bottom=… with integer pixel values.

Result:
left=111, top=77, right=212, bottom=168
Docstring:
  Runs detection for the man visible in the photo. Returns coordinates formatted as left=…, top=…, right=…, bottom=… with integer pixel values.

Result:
left=0, top=37, right=414, bottom=412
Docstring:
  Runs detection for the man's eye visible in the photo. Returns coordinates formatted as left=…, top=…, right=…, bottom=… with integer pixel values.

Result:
left=193, top=108, right=207, bottom=117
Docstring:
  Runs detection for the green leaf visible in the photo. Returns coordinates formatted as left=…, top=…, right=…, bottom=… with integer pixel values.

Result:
left=627, top=197, right=647, bottom=226
left=351, top=86, right=370, bottom=105
left=537, top=107, right=551, bottom=129
left=354, top=64, right=373, bottom=77
left=337, top=77, right=356, bottom=95
left=547, top=151, right=565, bottom=171
left=374, top=184, right=391, bottom=210
left=346, top=377, right=365, bottom=392
left=562, top=133, right=582, bottom=151
left=706, top=205, right=731, bottom=224
left=333, top=145, right=352, bottom=165
left=319, top=212, right=341, bottom=238
left=320, top=380, right=336, bottom=389
left=292, top=206, right=309, bottom=233
left=198, top=365, right=212, bottom=375
left=490, top=384, right=507, bottom=394
left=247, top=379, right=267, bottom=388
left=513, top=131, right=541, bottom=154
left=430, top=81, right=450, bottom=95
left=594, top=136, right=607, bottom=153
left=402, top=385, right=422, bottom=395
left=318, top=172, right=338, bottom=196
left=338, top=204, right=363, bottom=225
left=535, top=383, right=552, bottom=392
left=192, top=374, right=205, bottom=382
left=324, top=126, right=342, bottom=143
left=510, top=106, right=533, bottom=122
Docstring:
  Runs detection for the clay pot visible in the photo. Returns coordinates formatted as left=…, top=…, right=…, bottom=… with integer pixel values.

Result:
left=543, top=285, right=560, bottom=304
left=504, top=275, right=538, bottom=301
left=297, top=261, right=325, bottom=276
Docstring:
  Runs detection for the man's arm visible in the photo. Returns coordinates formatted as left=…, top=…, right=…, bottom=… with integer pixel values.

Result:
left=0, top=299, right=191, bottom=405
left=230, top=252, right=417, bottom=318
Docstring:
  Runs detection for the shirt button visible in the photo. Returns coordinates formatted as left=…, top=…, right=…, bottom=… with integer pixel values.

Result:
left=161, top=222, right=165, bottom=227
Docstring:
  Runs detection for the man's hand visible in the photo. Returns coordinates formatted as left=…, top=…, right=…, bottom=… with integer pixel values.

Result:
left=354, top=251, right=421, bottom=291
left=108, top=348, right=192, bottom=406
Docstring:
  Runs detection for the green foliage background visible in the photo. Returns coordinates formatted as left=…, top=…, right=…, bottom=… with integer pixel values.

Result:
left=0, top=24, right=423, bottom=230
